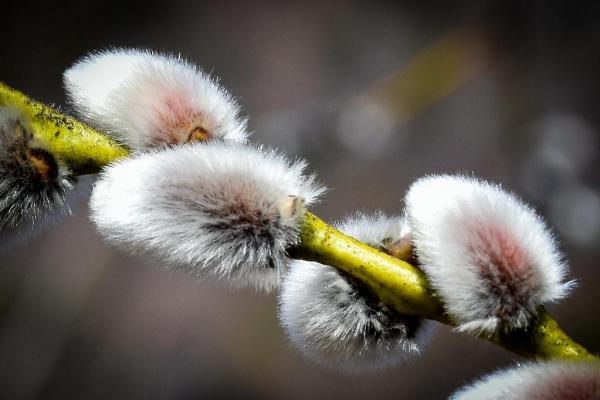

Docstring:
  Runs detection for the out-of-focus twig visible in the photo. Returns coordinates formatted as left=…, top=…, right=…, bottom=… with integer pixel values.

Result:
left=368, top=27, right=487, bottom=126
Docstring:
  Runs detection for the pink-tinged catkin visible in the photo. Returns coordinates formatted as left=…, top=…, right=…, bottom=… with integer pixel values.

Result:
left=404, top=175, right=572, bottom=333
left=451, top=361, right=600, bottom=400
left=64, top=48, right=248, bottom=150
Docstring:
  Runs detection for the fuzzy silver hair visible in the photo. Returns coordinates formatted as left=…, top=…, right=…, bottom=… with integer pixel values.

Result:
left=451, top=361, right=600, bottom=400
left=279, top=213, right=434, bottom=372
left=0, top=107, right=75, bottom=246
left=64, top=48, right=248, bottom=150
left=90, top=142, right=324, bottom=291
left=405, top=175, right=572, bottom=333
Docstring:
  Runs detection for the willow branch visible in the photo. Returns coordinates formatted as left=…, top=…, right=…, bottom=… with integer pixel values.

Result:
left=1, top=80, right=595, bottom=362
left=0, top=81, right=128, bottom=175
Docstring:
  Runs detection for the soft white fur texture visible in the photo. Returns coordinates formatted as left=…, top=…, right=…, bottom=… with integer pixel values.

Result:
left=1, top=175, right=94, bottom=251
left=405, top=175, right=572, bottom=333
left=90, top=142, right=324, bottom=291
left=64, top=48, right=248, bottom=150
left=279, top=213, right=434, bottom=372
left=0, top=106, right=79, bottom=248
left=451, top=361, right=600, bottom=400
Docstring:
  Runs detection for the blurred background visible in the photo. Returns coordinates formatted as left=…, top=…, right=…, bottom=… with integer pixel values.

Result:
left=1, top=1, right=600, bottom=398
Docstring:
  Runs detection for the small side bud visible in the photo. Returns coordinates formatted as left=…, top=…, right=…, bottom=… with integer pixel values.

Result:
left=279, top=213, right=434, bottom=372
left=90, top=142, right=325, bottom=291
left=64, top=48, right=248, bottom=150
left=273, top=195, right=306, bottom=223
left=405, top=175, right=572, bottom=333
left=451, top=361, right=600, bottom=400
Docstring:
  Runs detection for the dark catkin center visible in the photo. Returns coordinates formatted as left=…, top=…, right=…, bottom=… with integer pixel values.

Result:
left=199, top=195, right=296, bottom=268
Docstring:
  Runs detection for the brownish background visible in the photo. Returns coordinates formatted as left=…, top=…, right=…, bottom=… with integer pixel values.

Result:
left=1, top=1, right=599, bottom=399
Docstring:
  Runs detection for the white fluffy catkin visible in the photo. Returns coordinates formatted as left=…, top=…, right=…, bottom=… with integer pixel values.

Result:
left=0, top=106, right=76, bottom=247
left=451, top=361, right=600, bottom=400
left=279, top=213, right=434, bottom=372
left=64, top=48, right=248, bottom=150
left=405, top=175, right=572, bottom=333
left=90, top=142, right=324, bottom=291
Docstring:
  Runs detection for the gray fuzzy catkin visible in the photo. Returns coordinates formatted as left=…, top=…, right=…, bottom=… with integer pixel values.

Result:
left=279, top=213, right=434, bottom=372
left=0, top=106, right=75, bottom=247
left=90, top=142, right=325, bottom=291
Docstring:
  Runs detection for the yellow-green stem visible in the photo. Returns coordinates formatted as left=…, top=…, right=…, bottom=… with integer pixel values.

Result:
left=491, top=308, right=596, bottom=361
left=289, top=212, right=447, bottom=321
left=1, top=80, right=596, bottom=362
left=0, top=81, right=128, bottom=174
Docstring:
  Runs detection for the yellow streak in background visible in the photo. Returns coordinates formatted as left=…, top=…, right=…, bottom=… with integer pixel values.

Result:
left=369, top=27, right=487, bottom=125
